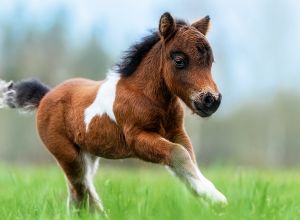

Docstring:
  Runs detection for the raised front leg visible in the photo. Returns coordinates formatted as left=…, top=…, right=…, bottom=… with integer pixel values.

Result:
left=171, top=128, right=227, bottom=203
left=125, top=129, right=227, bottom=204
left=170, top=145, right=227, bottom=204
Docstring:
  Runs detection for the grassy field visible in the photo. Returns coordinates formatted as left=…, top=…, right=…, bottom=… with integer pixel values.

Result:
left=0, top=165, right=299, bottom=220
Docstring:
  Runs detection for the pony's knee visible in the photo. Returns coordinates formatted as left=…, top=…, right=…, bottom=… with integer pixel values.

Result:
left=170, top=145, right=197, bottom=173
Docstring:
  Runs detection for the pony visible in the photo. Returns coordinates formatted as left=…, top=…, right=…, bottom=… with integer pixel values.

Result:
left=0, top=12, right=227, bottom=214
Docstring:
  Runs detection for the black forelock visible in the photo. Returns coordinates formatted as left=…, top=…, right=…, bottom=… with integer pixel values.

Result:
left=115, top=19, right=188, bottom=78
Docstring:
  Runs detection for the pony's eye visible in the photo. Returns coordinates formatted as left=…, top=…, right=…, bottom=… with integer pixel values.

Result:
left=174, top=59, right=185, bottom=68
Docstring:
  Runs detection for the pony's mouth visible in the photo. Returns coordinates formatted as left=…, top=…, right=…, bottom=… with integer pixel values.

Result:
left=193, top=101, right=212, bottom=118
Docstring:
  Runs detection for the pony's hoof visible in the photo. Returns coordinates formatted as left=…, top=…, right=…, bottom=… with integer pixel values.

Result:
left=202, top=186, right=227, bottom=205
left=212, top=191, right=227, bottom=205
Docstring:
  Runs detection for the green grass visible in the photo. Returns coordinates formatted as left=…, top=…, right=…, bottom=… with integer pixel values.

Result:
left=0, top=165, right=299, bottom=220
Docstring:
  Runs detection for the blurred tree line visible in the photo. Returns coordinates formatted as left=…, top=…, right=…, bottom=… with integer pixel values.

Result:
left=0, top=11, right=299, bottom=168
left=0, top=10, right=110, bottom=85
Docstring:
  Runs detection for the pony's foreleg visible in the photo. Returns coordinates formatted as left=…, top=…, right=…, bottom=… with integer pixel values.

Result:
left=126, top=130, right=227, bottom=204
left=171, top=128, right=198, bottom=165
left=168, top=145, right=227, bottom=204
left=171, top=129, right=227, bottom=203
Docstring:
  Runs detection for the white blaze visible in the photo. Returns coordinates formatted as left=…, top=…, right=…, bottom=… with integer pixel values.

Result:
left=84, top=72, right=120, bottom=132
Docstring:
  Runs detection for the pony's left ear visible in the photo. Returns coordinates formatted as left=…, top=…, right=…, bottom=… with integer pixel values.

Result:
left=191, top=15, right=211, bottom=36
left=159, top=12, right=176, bottom=39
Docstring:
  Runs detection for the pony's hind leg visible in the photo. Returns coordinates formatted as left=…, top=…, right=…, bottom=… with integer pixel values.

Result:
left=39, top=134, right=104, bottom=214
left=65, top=151, right=104, bottom=213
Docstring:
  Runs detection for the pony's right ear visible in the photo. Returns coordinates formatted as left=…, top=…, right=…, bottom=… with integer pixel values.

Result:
left=159, top=12, right=176, bottom=39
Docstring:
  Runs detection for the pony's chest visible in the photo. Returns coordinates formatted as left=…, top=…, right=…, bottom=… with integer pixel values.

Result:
left=81, top=114, right=132, bottom=159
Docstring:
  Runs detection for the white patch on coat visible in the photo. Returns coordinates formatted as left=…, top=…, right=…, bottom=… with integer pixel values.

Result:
left=84, top=72, right=120, bottom=132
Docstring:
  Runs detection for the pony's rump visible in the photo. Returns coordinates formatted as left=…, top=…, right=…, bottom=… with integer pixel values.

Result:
left=0, top=78, right=51, bottom=113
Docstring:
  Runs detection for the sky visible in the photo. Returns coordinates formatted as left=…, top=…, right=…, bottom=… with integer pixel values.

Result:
left=0, top=0, right=300, bottom=113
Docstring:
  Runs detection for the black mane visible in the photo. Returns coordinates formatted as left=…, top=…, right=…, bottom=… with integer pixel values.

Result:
left=115, top=20, right=188, bottom=78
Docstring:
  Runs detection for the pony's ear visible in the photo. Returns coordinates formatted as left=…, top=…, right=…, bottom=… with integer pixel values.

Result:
left=191, top=15, right=211, bottom=36
left=159, top=12, right=176, bottom=39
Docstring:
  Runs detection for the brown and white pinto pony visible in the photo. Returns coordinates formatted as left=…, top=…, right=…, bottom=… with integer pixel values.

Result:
left=0, top=12, right=227, bottom=213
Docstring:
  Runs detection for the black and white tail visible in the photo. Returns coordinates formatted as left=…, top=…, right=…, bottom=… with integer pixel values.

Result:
left=0, top=78, right=51, bottom=113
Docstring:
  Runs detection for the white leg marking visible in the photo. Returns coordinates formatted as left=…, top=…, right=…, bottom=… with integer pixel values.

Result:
left=84, top=72, right=120, bottom=132
left=168, top=146, right=227, bottom=204
left=66, top=151, right=104, bottom=212
left=82, top=152, right=104, bottom=212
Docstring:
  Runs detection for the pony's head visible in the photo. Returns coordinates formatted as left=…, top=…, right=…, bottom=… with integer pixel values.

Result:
left=159, top=12, right=221, bottom=118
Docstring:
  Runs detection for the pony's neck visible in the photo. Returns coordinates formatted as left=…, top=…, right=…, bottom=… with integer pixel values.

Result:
left=123, top=41, right=176, bottom=108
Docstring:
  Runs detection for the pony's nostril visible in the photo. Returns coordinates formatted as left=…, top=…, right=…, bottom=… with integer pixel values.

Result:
left=204, top=95, right=214, bottom=107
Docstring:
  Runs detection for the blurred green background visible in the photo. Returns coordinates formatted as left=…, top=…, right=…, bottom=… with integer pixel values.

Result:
left=0, top=0, right=300, bottom=168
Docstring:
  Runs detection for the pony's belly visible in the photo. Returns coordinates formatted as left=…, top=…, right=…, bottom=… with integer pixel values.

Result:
left=81, top=114, right=133, bottom=159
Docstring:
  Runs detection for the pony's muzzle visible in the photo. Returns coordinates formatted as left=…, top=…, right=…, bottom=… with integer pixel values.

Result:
left=193, top=92, right=222, bottom=117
